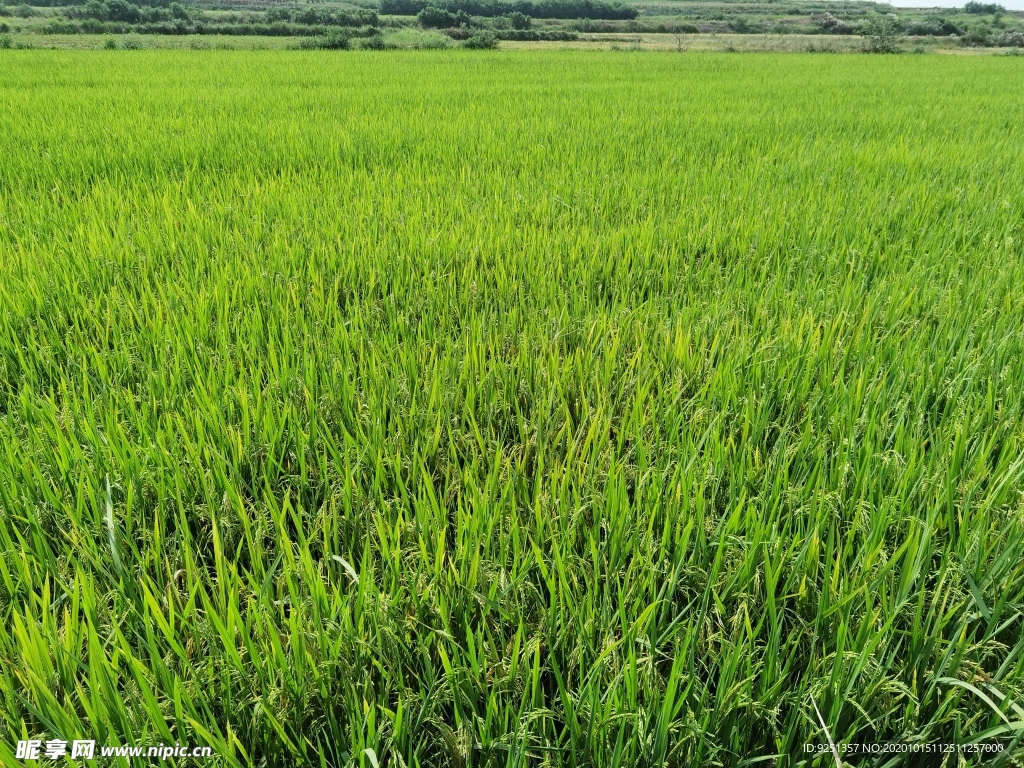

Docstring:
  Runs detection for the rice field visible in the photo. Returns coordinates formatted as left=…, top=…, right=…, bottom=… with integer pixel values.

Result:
left=1, top=51, right=1023, bottom=766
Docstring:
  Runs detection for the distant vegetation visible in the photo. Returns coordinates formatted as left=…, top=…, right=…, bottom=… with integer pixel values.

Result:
left=382, top=0, right=638, bottom=20
left=417, top=5, right=470, bottom=27
left=964, top=1, right=1005, bottom=14
left=0, top=0, right=1022, bottom=50
left=265, top=7, right=379, bottom=27
left=64, top=0, right=191, bottom=22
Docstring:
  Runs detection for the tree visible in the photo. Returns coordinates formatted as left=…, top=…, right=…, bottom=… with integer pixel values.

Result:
left=507, top=10, right=529, bottom=29
left=965, top=2, right=1004, bottom=15
left=671, top=22, right=697, bottom=50
left=417, top=5, right=469, bottom=27
left=862, top=13, right=902, bottom=52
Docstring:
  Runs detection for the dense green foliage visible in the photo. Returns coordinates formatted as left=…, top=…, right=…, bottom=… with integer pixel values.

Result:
left=6, top=0, right=381, bottom=36
left=904, top=17, right=963, bottom=36
left=4, top=0, right=1023, bottom=48
left=493, top=27, right=574, bottom=39
left=31, top=0, right=179, bottom=8
left=462, top=26, right=495, bottom=44
left=297, top=28, right=353, bottom=48
left=382, top=0, right=637, bottom=20
left=505, top=10, right=529, bottom=28
left=965, top=2, right=1005, bottom=14
left=38, top=17, right=384, bottom=36
left=861, top=13, right=901, bottom=52
left=64, top=0, right=191, bottom=23
left=1, top=52, right=1024, bottom=767
left=265, top=7, right=379, bottom=28
left=20, top=0, right=380, bottom=39
left=783, top=8, right=1018, bottom=41
left=418, top=5, right=471, bottom=28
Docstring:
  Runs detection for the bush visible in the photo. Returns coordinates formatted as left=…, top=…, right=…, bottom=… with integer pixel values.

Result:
left=0, top=32, right=10, bottom=46
left=133, top=19, right=195, bottom=33
left=961, top=26, right=994, bottom=46
left=463, top=28, right=496, bottom=46
left=905, top=17, right=962, bottom=36
left=506, top=10, right=529, bottom=28
left=66, top=0, right=192, bottom=23
left=108, top=0, right=141, bottom=22
left=67, top=0, right=104, bottom=20
left=266, top=7, right=378, bottom=27
left=359, top=33, right=392, bottom=48
left=494, top=28, right=574, bottom=39
left=119, top=20, right=387, bottom=37
left=299, top=30, right=352, bottom=48
left=103, top=35, right=116, bottom=47
left=417, top=5, right=469, bottom=27
left=964, top=1, right=1003, bottom=14
left=999, top=31, right=1024, bottom=46
left=861, top=14, right=902, bottom=52
left=382, top=0, right=636, bottom=21
left=32, top=0, right=170, bottom=6
left=42, top=20, right=80, bottom=32
left=816, top=12, right=853, bottom=35
left=384, top=27, right=452, bottom=47
left=14, top=4, right=35, bottom=17
left=119, top=33, right=144, bottom=47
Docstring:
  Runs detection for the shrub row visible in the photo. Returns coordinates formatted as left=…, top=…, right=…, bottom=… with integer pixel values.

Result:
left=570, top=19, right=695, bottom=33
left=65, top=0, right=191, bottom=23
left=493, top=27, right=575, bottom=39
left=904, top=18, right=963, bottom=36
left=416, top=8, right=538, bottom=31
left=816, top=12, right=976, bottom=37
left=417, top=6, right=469, bottom=27
left=461, top=28, right=495, bottom=45
left=266, top=8, right=378, bottom=27
left=441, top=25, right=573, bottom=39
left=0, top=4, right=37, bottom=16
left=32, top=0, right=177, bottom=7
left=298, top=29, right=353, bottom=48
left=817, top=13, right=1021, bottom=48
left=815, top=12, right=854, bottom=35
left=435, top=25, right=575, bottom=38
left=42, top=19, right=384, bottom=36
left=962, top=27, right=1024, bottom=45
left=296, top=27, right=496, bottom=48
left=382, top=0, right=636, bottom=20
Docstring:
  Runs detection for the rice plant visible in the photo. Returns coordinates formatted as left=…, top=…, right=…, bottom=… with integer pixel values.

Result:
left=0, top=51, right=1023, bottom=767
